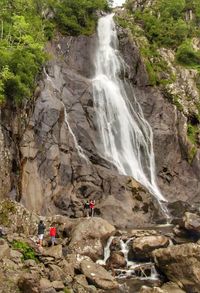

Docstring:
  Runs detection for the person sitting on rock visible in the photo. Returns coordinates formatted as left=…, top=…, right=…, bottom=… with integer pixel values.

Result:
left=49, top=224, right=56, bottom=246
left=89, top=200, right=95, bottom=217
left=38, top=220, right=46, bottom=247
left=84, top=200, right=90, bottom=218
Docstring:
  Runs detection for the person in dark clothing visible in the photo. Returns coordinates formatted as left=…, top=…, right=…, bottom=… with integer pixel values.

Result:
left=84, top=200, right=90, bottom=217
left=38, top=220, right=46, bottom=247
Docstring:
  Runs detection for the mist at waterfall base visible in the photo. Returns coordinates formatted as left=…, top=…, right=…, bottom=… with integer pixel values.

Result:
left=92, top=14, right=169, bottom=219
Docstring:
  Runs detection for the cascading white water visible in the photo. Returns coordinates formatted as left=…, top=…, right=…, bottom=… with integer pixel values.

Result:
left=120, top=238, right=135, bottom=267
left=63, top=108, right=89, bottom=163
left=92, top=14, right=167, bottom=205
left=97, top=236, right=115, bottom=265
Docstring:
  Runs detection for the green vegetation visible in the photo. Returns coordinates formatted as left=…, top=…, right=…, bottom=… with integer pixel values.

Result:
left=54, top=0, right=110, bottom=35
left=120, top=0, right=200, bottom=77
left=12, top=240, right=37, bottom=261
left=0, top=200, right=16, bottom=226
left=176, top=40, right=200, bottom=69
left=187, top=123, right=199, bottom=145
left=0, top=0, right=110, bottom=105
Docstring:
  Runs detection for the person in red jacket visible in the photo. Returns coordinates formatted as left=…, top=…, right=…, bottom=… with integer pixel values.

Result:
left=49, top=224, right=56, bottom=246
left=89, top=200, right=95, bottom=217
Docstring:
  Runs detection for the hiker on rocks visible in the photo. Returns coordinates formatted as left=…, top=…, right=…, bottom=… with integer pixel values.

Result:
left=89, top=200, right=95, bottom=217
left=38, top=220, right=46, bottom=247
left=49, top=224, right=56, bottom=246
left=84, top=200, right=90, bottom=218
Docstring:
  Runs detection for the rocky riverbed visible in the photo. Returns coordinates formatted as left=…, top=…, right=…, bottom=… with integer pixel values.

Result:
left=0, top=200, right=200, bottom=293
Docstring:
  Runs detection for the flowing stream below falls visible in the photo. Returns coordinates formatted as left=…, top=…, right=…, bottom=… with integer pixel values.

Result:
left=97, top=224, right=174, bottom=292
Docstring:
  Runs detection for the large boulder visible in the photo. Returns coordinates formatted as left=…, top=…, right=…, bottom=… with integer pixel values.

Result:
left=42, top=245, right=63, bottom=259
left=80, top=259, right=119, bottom=290
left=183, top=212, right=200, bottom=235
left=131, top=235, right=169, bottom=260
left=68, top=217, right=115, bottom=260
left=153, top=243, right=200, bottom=292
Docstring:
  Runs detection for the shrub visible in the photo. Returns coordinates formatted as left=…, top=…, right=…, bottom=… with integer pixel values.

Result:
left=12, top=240, right=37, bottom=261
left=176, top=41, right=200, bottom=67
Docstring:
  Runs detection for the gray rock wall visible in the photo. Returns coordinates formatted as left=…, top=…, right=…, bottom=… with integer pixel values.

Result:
left=118, top=28, right=200, bottom=202
left=19, top=36, right=157, bottom=228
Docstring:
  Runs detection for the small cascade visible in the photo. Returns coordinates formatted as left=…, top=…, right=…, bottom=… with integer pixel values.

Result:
left=97, top=236, right=115, bottom=265
left=115, top=263, right=159, bottom=280
left=120, top=238, right=135, bottom=267
left=97, top=235, right=160, bottom=282
left=63, top=107, right=89, bottom=163
left=43, top=67, right=89, bottom=163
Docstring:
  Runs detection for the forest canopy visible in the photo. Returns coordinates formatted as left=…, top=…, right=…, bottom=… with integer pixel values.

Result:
left=0, top=0, right=110, bottom=105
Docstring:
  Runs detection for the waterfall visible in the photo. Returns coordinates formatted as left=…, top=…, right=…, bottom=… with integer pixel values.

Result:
left=92, top=14, right=168, bottom=208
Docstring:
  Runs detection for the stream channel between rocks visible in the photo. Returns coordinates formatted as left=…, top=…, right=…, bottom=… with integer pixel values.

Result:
left=97, top=224, right=174, bottom=293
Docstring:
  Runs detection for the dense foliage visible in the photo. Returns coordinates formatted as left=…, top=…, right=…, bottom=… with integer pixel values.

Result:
left=117, top=0, right=200, bottom=150
left=125, top=0, right=200, bottom=68
left=0, top=0, right=109, bottom=105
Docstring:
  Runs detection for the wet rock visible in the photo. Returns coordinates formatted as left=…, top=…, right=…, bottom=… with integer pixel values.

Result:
left=80, top=259, right=119, bottom=290
left=139, top=286, right=165, bottom=293
left=106, top=251, right=126, bottom=269
left=153, top=243, right=200, bottom=292
left=183, top=212, right=200, bottom=235
left=132, top=235, right=169, bottom=260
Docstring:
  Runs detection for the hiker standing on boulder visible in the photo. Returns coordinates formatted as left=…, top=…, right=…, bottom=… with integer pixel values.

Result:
left=89, top=200, right=95, bottom=217
left=49, top=224, right=56, bottom=246
left=84, top=200, right=90, bottom=218
left=38, top=220, right=46, bottom=247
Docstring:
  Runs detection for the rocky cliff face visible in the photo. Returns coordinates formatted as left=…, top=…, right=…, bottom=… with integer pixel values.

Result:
left=117, top=26, right=200, bottom=203
left=18, top=35, right=159, bottom=228
left=0, top=12, right=200, bottom=226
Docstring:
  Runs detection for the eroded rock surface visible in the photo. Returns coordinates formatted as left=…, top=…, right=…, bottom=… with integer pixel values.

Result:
left=18, top=35, right=161, bottom=228
left=153, top=243, right=200, bottom=292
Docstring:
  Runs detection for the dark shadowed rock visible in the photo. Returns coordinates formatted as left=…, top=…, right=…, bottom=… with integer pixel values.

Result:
left=106, top=251, right=126, bottom=269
